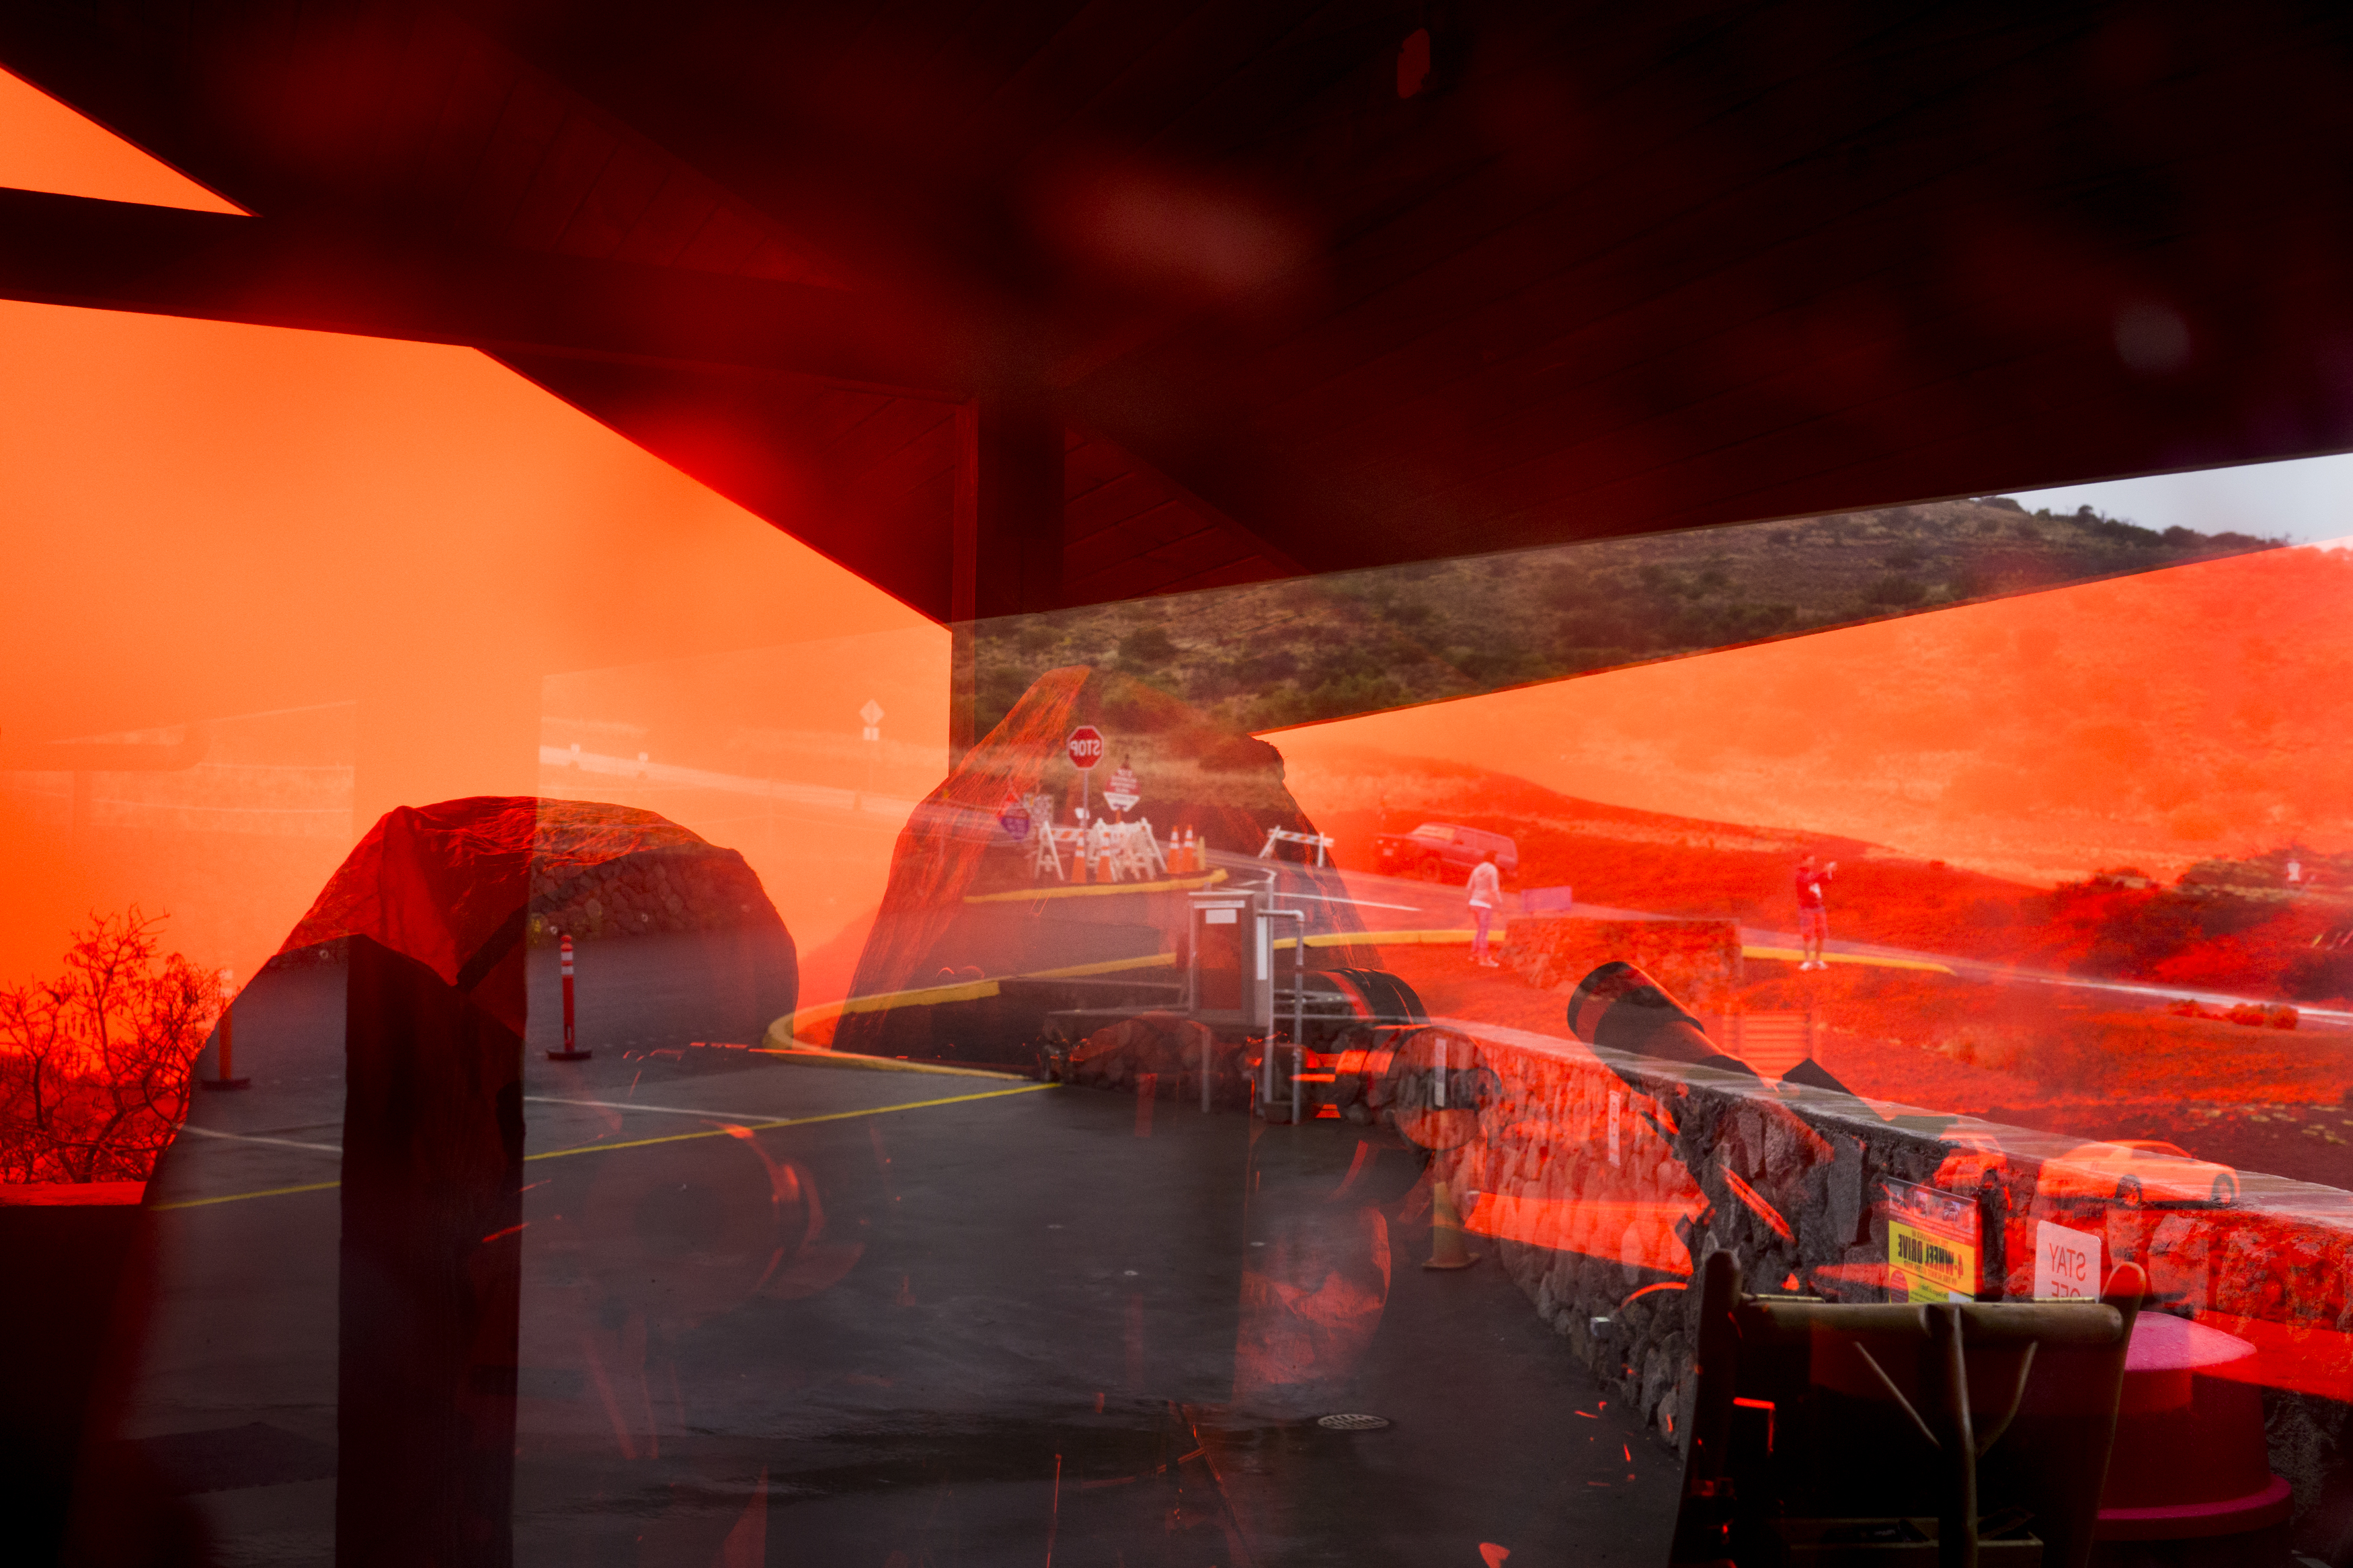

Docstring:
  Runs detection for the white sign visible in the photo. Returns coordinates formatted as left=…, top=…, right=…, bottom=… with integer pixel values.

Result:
left=1105, top=761, right=1140, bottom=813
left=2035, top=1219, right=2102, bottom=1298
left=860, top=700, right=885, bottom=727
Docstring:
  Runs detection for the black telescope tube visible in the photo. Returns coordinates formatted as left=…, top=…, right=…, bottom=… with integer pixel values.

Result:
left=1564, top=960, right=1754, bottom=1077
left=1566, top=960, right=1873, bottom=1102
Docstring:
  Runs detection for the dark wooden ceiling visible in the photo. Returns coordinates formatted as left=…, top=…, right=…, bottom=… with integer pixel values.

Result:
left=2, top=1, right=2349, bottom=620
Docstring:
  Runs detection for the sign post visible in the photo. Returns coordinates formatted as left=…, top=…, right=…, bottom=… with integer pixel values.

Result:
left=859, top=700, right=884, bottom=809
left=1067, top=724, right=1104, bottom=825
left=547, top=934, right=591, bottom=1061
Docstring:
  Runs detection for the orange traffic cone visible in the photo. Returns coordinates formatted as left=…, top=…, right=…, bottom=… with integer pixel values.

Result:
left=1425, top=1178, right=1480, bottom=1270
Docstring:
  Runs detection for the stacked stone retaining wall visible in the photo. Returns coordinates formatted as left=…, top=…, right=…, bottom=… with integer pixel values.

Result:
left=528, top=845, right=781, bottom=945
left=1422, top=1020, right=2353, bottom=1530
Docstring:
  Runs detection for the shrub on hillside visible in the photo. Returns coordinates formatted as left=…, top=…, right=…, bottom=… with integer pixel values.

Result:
left=1864, top=574, right=1928, bottom=607
left=0, top=910, right=223, bottom=1184
left=1116, top=625, right=1177, bottom=667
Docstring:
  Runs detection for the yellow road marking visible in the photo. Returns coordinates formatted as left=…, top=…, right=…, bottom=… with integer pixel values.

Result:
left=153, top=1083, right=1058, bottom=1211
left=767, top=951, right=1181, bottom=1048
left=749, top=1048, right=1024, bottom=1080
left=1308, top=929, right=1468, bottom=947
left=1024, top=951, right=1176, bottom=980
left=153, top=1178, right=343, bottom=1210
left=1741, top=944, right=1954, bottom=975
left=963, top=868, right=1226, bottom=903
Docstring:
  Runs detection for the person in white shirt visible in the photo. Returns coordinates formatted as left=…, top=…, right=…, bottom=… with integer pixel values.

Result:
left=1467, top=850, right=1503, bottom=967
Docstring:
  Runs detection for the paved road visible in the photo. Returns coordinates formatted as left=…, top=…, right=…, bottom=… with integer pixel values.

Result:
left=1234, top=853, right=2353, bottom=1030
left=116, top=933, right=1676, bottom=1567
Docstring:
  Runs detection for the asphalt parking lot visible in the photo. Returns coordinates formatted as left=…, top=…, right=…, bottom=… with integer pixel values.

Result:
left=107, top=932, right=1677, bottom=1567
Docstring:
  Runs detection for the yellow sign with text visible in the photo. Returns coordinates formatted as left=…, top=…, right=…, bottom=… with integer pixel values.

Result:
left=1884, top=1179, right=1982, bottom=1303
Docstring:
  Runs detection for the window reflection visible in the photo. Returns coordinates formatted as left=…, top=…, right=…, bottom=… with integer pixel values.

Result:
left=9, top=427, right=2353, bottom=1565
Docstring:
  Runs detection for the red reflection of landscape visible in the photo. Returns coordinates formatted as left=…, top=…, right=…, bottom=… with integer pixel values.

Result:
left=1279, top=543, right=2353, bottom=889
left=0, top=298, right=945, bottom=999
left=0, top=77, right=946, bottom=1013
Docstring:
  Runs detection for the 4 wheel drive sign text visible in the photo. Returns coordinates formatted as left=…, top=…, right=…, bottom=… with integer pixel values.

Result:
left=1884, top=1178, right=1981, bottom=1303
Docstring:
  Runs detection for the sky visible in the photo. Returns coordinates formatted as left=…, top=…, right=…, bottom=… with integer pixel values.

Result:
left=2008, top=450, right=2353, bottom=546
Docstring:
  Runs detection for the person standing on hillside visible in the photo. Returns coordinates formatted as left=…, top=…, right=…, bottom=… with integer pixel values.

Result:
left=1796, top=852, right=1837, bottom=970
left=1468, top=849, right=1503, bottom=968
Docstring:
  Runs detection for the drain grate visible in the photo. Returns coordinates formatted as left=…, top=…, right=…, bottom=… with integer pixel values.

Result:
left=1316, top=1412, right=1392, bottom=1432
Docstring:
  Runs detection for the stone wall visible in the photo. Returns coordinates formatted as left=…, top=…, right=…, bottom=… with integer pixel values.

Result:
left=528, top=845, right=782, bottom=945
left=1504, top=915, right=1743, bottom=1012
left=1423, top=1020, right=2353, bottom=1528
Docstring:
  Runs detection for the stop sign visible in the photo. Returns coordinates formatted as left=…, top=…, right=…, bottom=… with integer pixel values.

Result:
left=1066, top=725, right=1105, bottom=770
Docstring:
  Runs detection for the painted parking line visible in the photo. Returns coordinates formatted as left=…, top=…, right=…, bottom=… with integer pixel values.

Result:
left=526, top=1094, right=806, bottom=1119
left=176, top=1123, right=344, bottom=1154
left=153, top=1083, right=1058, bottom=1211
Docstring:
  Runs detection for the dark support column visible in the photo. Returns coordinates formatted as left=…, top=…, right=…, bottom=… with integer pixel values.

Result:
left=337, top=932, right=526, bottom=1568
left=950, top=395, right=1066, bottom=755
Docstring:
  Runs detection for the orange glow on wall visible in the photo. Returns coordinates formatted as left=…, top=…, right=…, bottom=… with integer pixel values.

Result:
left=0, top=300, right=946, bottom=995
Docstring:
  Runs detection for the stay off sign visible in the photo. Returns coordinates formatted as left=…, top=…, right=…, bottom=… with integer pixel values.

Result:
left=2035, top=1219, right=2102, bottom=1298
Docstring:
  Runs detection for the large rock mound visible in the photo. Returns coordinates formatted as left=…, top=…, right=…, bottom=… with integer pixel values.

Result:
left=530, top=845, right=777, bottom=945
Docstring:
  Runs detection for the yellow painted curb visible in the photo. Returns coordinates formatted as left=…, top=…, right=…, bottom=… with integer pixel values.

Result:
left=750, top=1047, right=1026, bottom=1080
left=1743, top=944, right=1954, bottom=976
left=963, top=868, right=1226, bottom=903
left=1023, top=951, right=1178, bottom=981
left=1318, top=928, right=1477, bottom=948
left=765, top=951, right=1181, bottom=1050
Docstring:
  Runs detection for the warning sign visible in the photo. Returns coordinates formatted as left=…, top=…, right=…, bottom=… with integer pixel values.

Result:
left=2034, top=1219, right=2102, bottom=1299
left=996, top=791, right=1031, bottom=842
left=1884, top=1179, right=1981, bottom=1303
